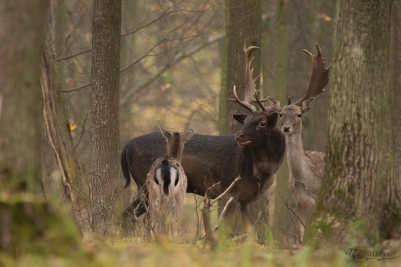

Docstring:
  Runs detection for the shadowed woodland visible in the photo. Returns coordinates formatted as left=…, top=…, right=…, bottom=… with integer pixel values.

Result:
left=0, top=0, right=401, bottom=266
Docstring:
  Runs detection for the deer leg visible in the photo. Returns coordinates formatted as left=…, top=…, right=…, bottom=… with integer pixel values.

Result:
left=123, top=195, right=148, bottom=226
left=170, top=219, right=178, bottom=240
left=240, top=201, right=258, bottom=234
left=296, top=202, right=308, bottom=243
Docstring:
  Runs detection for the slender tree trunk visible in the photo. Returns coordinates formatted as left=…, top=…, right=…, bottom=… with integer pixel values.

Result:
left=388, top=0, right=401, bottom=242
left=312, top=0, right=335, bottom=153
left=307, top=0, right=399, bottom=248
left=90, top=0, right=123, bottom=235
left=261, top=0, right=293, bottom=246
left=218, top=0, right=263, bottom=239
left=219, top=0, right=262, bottom=135
left=41, top=40, right=90, bottom=233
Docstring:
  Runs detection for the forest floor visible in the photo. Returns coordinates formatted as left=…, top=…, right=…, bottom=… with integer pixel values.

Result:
left=1, top=193, right=400, bottom=267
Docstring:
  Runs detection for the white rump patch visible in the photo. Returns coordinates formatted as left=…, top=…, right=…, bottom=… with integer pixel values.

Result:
left=155, top=168, right=163, bottom=185
left=168, top=167, right=179, bottom=195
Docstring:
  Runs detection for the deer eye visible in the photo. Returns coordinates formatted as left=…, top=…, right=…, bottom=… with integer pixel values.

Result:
left=260, top=121, right=266, bottom=127
left=279, top=114, right=283, bottom=117
left=297, top=114, right=302, bottom=118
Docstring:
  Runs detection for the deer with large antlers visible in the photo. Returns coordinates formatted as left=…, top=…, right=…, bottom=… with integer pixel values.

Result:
left=147, top=127, right=194, bottom=239
left=121, top=46, right=285, bottom=236
left=267, top=44, right=331, bottom=244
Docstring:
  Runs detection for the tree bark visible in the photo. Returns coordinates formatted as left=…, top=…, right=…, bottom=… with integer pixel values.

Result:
left=218, top=0, right=263, bottom=239
left=219, top=0, right=262, bottom=135
left=0, top=1, right=47, bottom=193
left=41, top=41, right=89, bottom=233
left=90, top=0, right=124, bottom=235
left=0, top=1, right=81, bottom=257
left=307, top=0, right=399, bottom=248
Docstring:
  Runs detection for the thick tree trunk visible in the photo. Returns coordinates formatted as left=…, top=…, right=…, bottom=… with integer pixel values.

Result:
left=0, top=1, right=81, bottom=257
left=90, top=0, right=124, bottom=235
left=0, top=1, right=47, bottom=193
left=307, top=0, right=399, bottom=248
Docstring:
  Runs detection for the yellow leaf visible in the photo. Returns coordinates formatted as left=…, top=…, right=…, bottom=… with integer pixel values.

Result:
left=69, top=120, right=77, bottom=131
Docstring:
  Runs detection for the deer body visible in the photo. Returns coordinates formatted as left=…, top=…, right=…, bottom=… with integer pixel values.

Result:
left=268, top=44, right=330, bottom=243
left=282, top=107, right=325, bottom=242
left=147, top=128, right=194, bottom=239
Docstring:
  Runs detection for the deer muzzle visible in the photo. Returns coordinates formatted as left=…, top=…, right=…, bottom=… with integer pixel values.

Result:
left=235, top=133, right=252, bottom=145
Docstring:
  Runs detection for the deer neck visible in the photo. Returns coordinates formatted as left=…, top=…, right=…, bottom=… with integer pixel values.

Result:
left=167, top=142, right=184, bottom=163
left=285, top=131, right=307, bottom=179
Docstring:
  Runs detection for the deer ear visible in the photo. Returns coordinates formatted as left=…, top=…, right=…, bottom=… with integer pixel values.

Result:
left=183, top=129, right=195, bottom=143
left=159, top=126, right=172, bottom=141
left=301, top=97, right=315, bottom=113
left=266, top=96, right=282, bottom=113
left=233, top=114, right=247, bottom=125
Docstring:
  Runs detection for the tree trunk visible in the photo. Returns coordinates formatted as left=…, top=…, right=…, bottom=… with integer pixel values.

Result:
left=218, top=0, right=263, bottom=239
left=219, top=0, right=262, bottom=135
left=260, top=0, right=293, bottom=246
left=41, top=40, right=90, bottom=233
left=0, top=1, right=47, bottom=193
left=389, top=0, right=401, bottom=242
left=90, top=0, right=124, bottom=235
left=307, top=0, right=399, bottom=248
left=0, top=1, right=81, bottom=257
left=312, top=0, right=335, bottom=153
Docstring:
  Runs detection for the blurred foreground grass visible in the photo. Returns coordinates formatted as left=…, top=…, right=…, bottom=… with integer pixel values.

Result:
left=2, top=233, right=396, bottom=267
left=0, top=194, right=399, bottom=267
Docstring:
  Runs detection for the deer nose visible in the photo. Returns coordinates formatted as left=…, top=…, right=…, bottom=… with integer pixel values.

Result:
left=282, top=126, right=291, bottom=132
left=236, top=133, right=245, bottom=139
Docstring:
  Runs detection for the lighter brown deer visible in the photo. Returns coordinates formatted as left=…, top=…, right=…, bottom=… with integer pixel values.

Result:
left=147, top=127, right=194, bottom=239
left=267, top=43, right=331, bottom=244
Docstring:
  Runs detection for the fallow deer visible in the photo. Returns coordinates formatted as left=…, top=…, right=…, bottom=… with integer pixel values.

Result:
left=147, top=127, right=194, bottom=239
left=267, top=43, right=331, bottom=243
left=121, top=46, right=285, bottom=236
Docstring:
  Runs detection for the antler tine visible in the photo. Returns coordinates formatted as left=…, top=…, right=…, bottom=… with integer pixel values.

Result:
left=229, top=45, right=260, bottom=112
left=254, top=89, right=266, bottom=111
left=293, top=43, right=331, bottom=106
left=229, top=85, right=256, bottom=112
left=244, top=45, right=259, bottom=104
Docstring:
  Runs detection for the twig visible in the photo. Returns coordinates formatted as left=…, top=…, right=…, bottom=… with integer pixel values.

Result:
left=74, top=112, right=88, bottom=149
left=200, top=196, right=234, bottom=240
left=279, top=194, right=307, bottom=230
left=210, top=177, right=241, bottom=206
left=119, top=32, right=225, bottom=107
left=213, top=196, right=234, bottom=231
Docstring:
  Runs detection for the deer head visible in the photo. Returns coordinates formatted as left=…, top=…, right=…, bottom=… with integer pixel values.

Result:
left=159, top=126, right=194, bottom=163
left=230, top=45, right=278, bottom=147
left=267, top=43, right=331, bottom=135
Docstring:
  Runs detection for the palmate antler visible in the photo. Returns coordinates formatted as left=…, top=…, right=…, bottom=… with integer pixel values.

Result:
left=293, top=43, right=331, bottom=106
left=229, top=45, right=265, bottom=112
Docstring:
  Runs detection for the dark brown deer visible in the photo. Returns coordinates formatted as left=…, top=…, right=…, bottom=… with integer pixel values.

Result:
left=121, top=46, right=285, bottom=235
left=147, top=127, right=194, bottom=239
left=267, top=44, right=331, bottom=243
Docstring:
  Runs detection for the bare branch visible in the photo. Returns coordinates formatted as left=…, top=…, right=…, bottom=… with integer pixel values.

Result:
left=119, top=31, right=225, bottom=107
left=210, top=176, right=240, bottom=206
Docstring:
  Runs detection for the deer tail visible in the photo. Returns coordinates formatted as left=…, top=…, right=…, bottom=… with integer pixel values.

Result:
left=121, top=144, right=131, bottom=188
